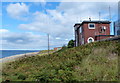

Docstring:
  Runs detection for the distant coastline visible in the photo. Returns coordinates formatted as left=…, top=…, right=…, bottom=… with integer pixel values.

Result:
left=0, top=50, right=40, bottom=58
left=0, top=50, right=55, bottom=63
left=0, top=52, right=39, bottom=63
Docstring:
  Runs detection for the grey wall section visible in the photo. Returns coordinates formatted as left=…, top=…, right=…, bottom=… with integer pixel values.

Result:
left=118, top=1, right=120, bottom=35
left=118, top=1, right=120, bottom=22
left=114, top=1, right=120, bottom=36
left=116, top=1, right=120, bottom=35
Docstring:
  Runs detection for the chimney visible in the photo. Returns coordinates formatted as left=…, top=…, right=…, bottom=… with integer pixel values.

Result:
left=89, top=18, right=91, bottom=21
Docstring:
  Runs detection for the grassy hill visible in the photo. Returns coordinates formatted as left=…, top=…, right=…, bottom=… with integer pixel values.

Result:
left=2, top=41, right=120, bottom=82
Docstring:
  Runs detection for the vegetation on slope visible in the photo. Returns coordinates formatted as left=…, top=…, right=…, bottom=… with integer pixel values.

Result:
left=2, top=41, right=120, bottom=82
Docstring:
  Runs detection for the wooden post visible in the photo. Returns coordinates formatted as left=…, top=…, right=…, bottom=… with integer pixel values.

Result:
left=48, top=34, right=49, bottom=55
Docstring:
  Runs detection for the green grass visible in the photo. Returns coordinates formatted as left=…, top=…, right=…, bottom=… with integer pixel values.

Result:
left=2, top=41, right=120, bottom=82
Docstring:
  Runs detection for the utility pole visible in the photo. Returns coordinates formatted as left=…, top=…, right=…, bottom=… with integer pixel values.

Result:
left=48, top=33, right=49, bottom=55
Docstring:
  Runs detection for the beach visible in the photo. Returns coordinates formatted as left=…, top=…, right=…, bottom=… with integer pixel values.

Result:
left=0, top=52, right=39, bottom=63
left=0, top=50, right=55, bottom=63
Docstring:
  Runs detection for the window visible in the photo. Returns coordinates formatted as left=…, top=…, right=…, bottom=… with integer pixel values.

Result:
left=88, top=23, right=95, bottom=29
left=101, top=26, right=106, bottom=33
left=89, top=39, right=93, bottom=42
left=87, top=37, right=94, bottom=43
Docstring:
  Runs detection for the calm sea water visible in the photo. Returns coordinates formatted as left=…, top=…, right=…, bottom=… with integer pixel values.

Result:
left=0, top=50, right=40, bottom=58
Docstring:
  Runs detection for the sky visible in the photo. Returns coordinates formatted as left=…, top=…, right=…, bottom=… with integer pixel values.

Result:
left=0, top=1, right=119, bottom=50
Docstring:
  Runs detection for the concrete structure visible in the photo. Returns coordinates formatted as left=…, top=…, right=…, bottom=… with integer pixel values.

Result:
left=114, top=21, right=120, bottom=35
left=114, top=1, right=120, bottom=36
left=118, top=1, right=120, bottom=35
left=74, top=20, right=114, bottom=46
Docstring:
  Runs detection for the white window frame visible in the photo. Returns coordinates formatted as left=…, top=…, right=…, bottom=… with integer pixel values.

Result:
left=87, top=37, right=94, bottom=43
left=88, top=23, right=95, bottom=29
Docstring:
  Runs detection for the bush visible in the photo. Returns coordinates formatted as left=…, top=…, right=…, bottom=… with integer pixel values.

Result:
left=68, top=40, right=74, bottom=48
left=18, top=74, right=27, bottom=80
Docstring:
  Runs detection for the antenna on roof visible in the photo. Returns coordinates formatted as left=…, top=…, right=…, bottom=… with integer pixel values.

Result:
left=80, top=17, right=82, bottom=22
left=109, top=6, right=111, bottom=21
left=99, top=12, right=101, bottom=21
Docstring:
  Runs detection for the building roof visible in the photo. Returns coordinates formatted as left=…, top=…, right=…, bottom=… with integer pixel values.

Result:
left=82, top=21, right=111, bottom=24
left=74, top=23, right=81, bottom=27
left=74, top=20, right=111, bottom=30
left=74, top=23, right=81, bottom=30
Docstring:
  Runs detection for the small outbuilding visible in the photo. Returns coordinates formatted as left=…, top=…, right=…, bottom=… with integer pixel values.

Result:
left=54, top=47, right=62, bottom=51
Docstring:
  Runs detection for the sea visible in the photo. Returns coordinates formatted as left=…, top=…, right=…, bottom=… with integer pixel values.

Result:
left=0, top=50, right=40, bottom=58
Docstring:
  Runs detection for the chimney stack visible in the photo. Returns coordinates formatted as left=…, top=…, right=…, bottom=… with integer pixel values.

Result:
left=89, top=18, right=91, bottom=21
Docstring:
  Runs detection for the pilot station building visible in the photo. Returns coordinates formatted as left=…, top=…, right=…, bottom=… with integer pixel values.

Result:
left=74, top=20, right=114, bottom=46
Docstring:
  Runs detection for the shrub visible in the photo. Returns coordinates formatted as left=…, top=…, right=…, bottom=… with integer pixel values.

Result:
left=18, top=74, right=27, bottom=80
left=68, top=40, right=74, bottom=48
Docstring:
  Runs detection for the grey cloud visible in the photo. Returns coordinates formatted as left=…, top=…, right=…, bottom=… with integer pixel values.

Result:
left=2, top=32, right=46, bottom=44
left=3, top=36, right=32, bottom=44
left=1, top=32, right=68, bottom=50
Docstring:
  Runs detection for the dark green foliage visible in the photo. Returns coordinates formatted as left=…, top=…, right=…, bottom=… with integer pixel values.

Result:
left=67, top=40, right=74, bottom=48
left=18, top=74, right=26, bottom=80
left=2, top=41, right=120, bottom=82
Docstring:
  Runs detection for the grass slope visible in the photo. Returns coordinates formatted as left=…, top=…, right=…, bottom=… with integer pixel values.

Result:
left=2, top=41, right=120, bottom=82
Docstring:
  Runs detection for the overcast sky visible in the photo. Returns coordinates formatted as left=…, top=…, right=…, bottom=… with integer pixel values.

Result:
left=0, top=1, right=119, bottom=50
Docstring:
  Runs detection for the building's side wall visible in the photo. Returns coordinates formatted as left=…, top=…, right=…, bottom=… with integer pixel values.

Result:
left=95, top=36, right=113, bottom=41
left=75, top=29, right=80, bottom=46
left=83, top=23, right=110, bottom=44
left=78, top=27, right=83, bottom=45
left=83, top=23, right=95, bottom=44
left=80, top=27, right=85, bottom=45
left=95, top=23, right=110, bottom=37
left=77, top=30, right=79, bottom=46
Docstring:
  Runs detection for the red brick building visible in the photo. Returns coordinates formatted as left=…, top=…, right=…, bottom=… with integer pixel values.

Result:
left=74, top=20, right=114, bottom=46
